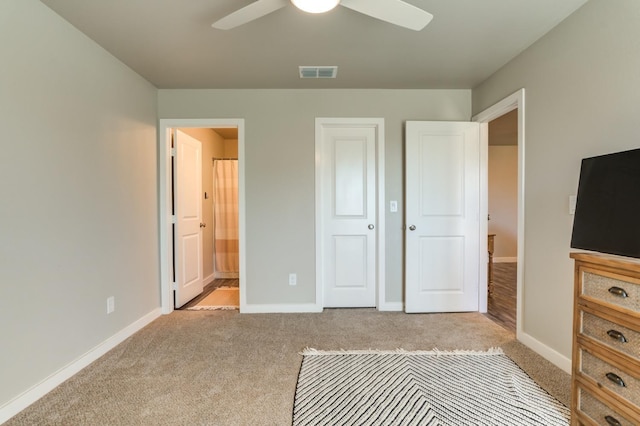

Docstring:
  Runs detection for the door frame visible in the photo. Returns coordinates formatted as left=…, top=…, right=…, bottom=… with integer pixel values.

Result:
left=315, top=118, right=386, bottom=310
left=159, top=118, right=246, bottom=314
left=472, top=89, right=525, bottom=338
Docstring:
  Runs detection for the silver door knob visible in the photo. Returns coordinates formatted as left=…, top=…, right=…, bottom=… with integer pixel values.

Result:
left=368, top=224, right=374, bottom=230
left=409, top=225, right=416, bottom=231
left=200, top=223, right=206, bottom=228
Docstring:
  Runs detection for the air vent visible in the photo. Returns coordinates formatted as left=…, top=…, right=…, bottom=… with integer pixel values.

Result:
left=299, top=66, right=338, bottom=79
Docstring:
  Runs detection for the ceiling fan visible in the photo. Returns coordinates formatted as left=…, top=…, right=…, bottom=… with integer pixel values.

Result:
left=212, top=0, right=433, bottom=31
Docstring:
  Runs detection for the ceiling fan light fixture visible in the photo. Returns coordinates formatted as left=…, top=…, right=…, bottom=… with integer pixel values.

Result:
left=291, top=0, right=340, bottom=14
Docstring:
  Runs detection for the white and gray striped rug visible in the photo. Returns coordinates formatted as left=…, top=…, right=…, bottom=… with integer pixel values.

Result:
left=293, top=348, right=569, bottom=426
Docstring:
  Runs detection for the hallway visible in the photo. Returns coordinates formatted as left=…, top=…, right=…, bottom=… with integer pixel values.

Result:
left=485, top=263, right=517, bottom=333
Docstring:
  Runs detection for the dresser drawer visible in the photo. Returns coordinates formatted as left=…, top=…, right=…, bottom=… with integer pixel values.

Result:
left=577, top=386, right=636, bottom=426
left=582, top=271, right=640, bottom=312
left=581, top=311, right=640, bottom=360
left=580, top=350, right=640, bottom=407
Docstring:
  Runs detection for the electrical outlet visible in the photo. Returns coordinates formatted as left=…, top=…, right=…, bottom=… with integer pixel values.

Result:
left=107, top=296, right=115, bottom=314
left=289, top=273, right=297, bottom=286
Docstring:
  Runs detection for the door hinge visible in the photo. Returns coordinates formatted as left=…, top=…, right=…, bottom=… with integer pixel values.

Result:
left=171, top=148, right=176, bottom=157
left=171, top=215, right=176, bottom=224
left=172, top=282, right=178, bottom=291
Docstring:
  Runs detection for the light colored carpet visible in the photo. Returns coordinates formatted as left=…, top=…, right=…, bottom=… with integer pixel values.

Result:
left=5, top=310, right=571, bottom=425
left=185, top=287, right=239, bottom=310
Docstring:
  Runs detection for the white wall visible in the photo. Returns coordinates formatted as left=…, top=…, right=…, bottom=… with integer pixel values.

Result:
left=473, top=0, right=640, bottom=358
left=159, top=89, right=471, bottom=305
left=488, top=146, right=518, bottom=259
left=0, top=0, right=159, bottom=413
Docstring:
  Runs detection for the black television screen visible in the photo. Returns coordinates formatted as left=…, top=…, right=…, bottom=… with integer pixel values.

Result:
left=570, top=148, right=640, bottom=258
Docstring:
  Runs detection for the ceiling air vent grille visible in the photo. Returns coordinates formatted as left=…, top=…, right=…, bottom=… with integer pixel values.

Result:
left=299, top=66, right=338, bottom=79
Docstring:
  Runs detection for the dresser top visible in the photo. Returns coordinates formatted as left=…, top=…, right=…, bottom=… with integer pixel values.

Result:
left=571, top=251, right=640, bottom=272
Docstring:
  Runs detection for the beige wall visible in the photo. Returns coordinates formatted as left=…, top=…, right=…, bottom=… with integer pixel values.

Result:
left=473, top=0, right=640, bottom=358
left=224, top=139, right=239, bottom=158
left=0, top=0, right=158, bottom=409
left=488, top=146, right=518, bottom=259
left=159, top=89, right=471, bottom=304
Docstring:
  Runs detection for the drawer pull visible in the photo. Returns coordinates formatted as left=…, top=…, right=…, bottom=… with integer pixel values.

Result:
left=605, top=372, right=626, bottom=387
left=607, top=329, right=628, bottom=343
left=605, top=415, right=622, bottom=426
left=608, top=286, right=628, bottom=298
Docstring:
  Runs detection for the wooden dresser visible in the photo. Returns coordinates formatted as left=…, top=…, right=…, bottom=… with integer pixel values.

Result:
left=570, top=252, right=640, bottom=426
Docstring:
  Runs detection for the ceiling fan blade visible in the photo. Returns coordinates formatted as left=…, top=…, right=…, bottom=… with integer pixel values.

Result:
left=212, top=0, right=288, bottom=30
left=340, top=0, right=433, bottom=31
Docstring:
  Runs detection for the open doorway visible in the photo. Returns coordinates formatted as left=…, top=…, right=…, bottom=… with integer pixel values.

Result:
left=485, top=110, right=518, bottom=332
left=158, top=119, right=246, bottom=315
left=473, top=89, right=525, bottom=339
left=178, top=127, right=240, bottom=310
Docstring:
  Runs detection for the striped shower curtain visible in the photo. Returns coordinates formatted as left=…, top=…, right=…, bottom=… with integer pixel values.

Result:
left=213, top=160, right=239, bottom=278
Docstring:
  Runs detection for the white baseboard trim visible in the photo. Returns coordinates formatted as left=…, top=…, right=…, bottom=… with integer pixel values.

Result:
left=493, top=257, right=518, bottom=263
left=203, top=273, right=215, bottom=285
left=214, top=272, right=239, bottom=279
left=378, top=302, right=403, bottom=311
left=0, top=308, right=162, bottom=424
left=240, top=303, right=323, bottom=313
left=494, top=257, right=518, bottom=263
left=518, top=330, right=572, bottom=374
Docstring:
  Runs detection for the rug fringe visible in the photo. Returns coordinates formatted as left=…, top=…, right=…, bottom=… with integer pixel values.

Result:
left=300, top=347, right=504, bottom=356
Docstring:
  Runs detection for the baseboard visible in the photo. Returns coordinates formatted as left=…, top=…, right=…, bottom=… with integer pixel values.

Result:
left=494, top=257, right=517, bottom=263
left=518, top=330, right=572, bottom=374
left=214, top=272, right=239, bottom=279
left=241, top=302, right=405, bottom=313
left=0, top=308, right=162, bottom=424
left=378, top=302, right=403, bottom=311
left=240, top=303, right=323, bottom=313
left=203, top=273, right=215, bottom=285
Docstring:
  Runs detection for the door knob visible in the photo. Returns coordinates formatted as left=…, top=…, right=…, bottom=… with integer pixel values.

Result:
left=368, top=224, right=375, bottom=230
left=200, top=223, right=206, bottom=228
left=409, top=225, right=416, bottom=231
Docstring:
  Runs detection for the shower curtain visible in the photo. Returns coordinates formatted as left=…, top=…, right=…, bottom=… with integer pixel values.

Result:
left=213, top=159, right=239, bottom=278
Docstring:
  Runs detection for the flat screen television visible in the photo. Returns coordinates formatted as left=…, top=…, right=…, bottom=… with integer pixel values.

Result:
left=570, top=148, right=640, bottom=258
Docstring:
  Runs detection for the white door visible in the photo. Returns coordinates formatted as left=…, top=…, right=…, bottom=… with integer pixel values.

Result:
left=405, top=121, right=480, bottom=313
left=319, top=125, right=377, bottom=307
left=174, top=130, right=204, bottom=308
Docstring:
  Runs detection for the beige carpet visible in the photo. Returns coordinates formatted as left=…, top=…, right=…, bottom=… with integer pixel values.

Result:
left=185, top=286, right=239, bottom=310
left=5, top=310, right=571, bottom=426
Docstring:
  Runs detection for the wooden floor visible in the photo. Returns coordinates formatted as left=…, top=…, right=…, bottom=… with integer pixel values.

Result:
left=484, top=262, right=517, bottom=333
left=180, top=278, right=239, bottom=309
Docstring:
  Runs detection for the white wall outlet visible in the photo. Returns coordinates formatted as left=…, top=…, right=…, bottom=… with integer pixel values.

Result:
left=569, top=195, right=577, bottom=215
left=107, top=296, right=115, bottom=314
left=289, top=273, right=297, bottom=286
left=390, top=200, right=398, bottom=213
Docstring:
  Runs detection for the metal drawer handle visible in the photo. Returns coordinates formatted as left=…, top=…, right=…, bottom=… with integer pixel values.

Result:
left=605, top=415, right=622, bottom=426
left=605, top=372, right=626, bottom=387
left=607, top=329, right=628, bottom=343
left=608, top=286, right=628, bottom=298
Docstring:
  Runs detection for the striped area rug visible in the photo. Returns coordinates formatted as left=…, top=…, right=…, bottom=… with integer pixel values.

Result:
left=293, top=348, right=569, bottom=426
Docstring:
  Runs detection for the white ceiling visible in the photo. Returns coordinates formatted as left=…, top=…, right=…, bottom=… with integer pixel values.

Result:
left=41, top=0, right=588, bottom=89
